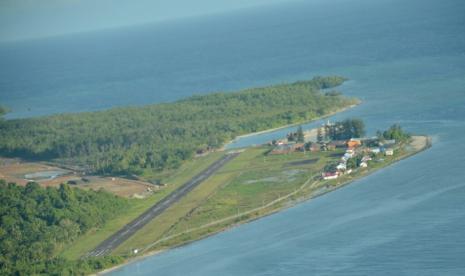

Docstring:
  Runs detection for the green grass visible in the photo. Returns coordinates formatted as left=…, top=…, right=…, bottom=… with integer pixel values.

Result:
left=121, top=139, right=427, bottom=255
left=64, top=137, right=428, bottom=259
left=112, top=147, right=343, bottom=255
left=60, top=151, right=225, bottom=260
left=163, top=148, right=334, bottom=236
left=112, top=149, right=263, bottom=254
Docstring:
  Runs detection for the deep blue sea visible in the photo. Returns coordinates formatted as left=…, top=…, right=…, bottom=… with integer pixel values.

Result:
left=2, top=0, right=465, bottom=275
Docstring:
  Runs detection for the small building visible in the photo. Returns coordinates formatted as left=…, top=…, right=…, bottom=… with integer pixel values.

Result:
left=385, top=149, right=394, bottom=156
left=271, top=143, right=305, bottom=154
left=326, top=143, right=336, bottom=151
left=380, top=139, right=396, bottom=147
left=322, top=172, right=339, bottom=180
left=344, top=152, right=354, bottom=159
left=362, top=156, right=372, bottom=162
left=293, top=143, right=305, bottom=152
left=310, top=143, right=321, bottom=152
left=370, top=148, right=381, bottom=154
left=360, top=162, right=368, bottom=168
left=347, top=139, right=362, bottom=148
left=330, top=140, right=347, bottom=149
left=337, top=163, right=346, bottom=171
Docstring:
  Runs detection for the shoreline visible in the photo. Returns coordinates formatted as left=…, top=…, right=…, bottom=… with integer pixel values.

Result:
left=98, top=135, right=431, bottom=275
left=223, top=103, right=359, bottom=149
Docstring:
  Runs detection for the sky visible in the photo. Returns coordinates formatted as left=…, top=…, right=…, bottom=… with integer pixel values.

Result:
left=0, top=0, right=295, bottom=42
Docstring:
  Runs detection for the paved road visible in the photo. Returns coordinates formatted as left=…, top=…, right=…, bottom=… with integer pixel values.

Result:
left=85, top=152, right=240, bottom=257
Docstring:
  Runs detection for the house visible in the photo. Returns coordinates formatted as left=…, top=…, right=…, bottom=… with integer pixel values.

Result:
left=361, top=156, right=372, bottom=162
left=370, top=148, right=381, bottom=154
left=380, top=139, right=396, bottom=147
left=385, top=149, right=394, bottom=156
left=326, top=143, right=336, bottom=151
left=271, top=144, right=293, bottom=154
left=310, top=143, right=321, bottom=152
left=344, top=152, right=354, bottom=159
left=293, top=143, right=305, bottom=152
left=322, top=171, right=339, bottom=180
left=347, top=139, right=362, bottom=148
left=346, top=148, right=355, bottom=154
left=271, top=143, right=305, bottom=154
left=360, top=162, right=368, bottom=168
left=329, top=140, right=347, bottom=148
left=337, top=163, right=346, bottom=171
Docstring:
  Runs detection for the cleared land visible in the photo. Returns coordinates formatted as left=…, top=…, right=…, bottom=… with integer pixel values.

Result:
left=0, top=159, right=155, bottom=198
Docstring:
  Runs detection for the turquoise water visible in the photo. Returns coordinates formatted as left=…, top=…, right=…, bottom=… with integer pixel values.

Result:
left=1, top=0, right=465, bottom=274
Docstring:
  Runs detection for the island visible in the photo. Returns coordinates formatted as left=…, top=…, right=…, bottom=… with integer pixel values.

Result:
left=0, top=76, right=431, bottom=275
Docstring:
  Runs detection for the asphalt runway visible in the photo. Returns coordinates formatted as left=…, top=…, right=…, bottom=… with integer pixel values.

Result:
left=85, top=152, right=240, bottom=257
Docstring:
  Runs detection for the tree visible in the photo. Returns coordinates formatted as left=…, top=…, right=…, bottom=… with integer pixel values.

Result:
left=346, top=156, right=362, bottom=169
left=317, top=127, right=324, bottom=143
left=383, top=124, right=410, bottom=142
left=0, top=106, right=8, bottom=125
left=327, top=118, right=365, bottom=140
left=324, top=162, right=338, bottom=173
left=296, top=126, right=305, bottom=143
left=0, top=76, right=358, bottom=176
left=0, top=180, right=128, bottom=275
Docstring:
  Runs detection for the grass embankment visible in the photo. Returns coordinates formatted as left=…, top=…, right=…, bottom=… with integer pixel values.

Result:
left=60, top=152, right=224, bottom=260
left=112, top=136, right=430, bottom=259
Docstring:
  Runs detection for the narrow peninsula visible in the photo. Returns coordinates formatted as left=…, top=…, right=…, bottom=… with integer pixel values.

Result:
left=0, top=76, right=430, bottom=275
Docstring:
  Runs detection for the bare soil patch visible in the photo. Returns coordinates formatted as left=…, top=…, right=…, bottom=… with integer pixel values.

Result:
left=0, top=158, right=155, bottom=198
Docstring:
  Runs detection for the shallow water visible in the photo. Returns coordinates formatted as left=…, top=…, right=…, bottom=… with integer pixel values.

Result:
left=1, top=0, right=465, bottom=274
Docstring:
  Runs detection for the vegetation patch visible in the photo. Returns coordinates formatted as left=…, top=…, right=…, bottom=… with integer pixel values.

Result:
left=0, top=76, right=357, bottom=176
left=0, top=180, right=128, bottom=275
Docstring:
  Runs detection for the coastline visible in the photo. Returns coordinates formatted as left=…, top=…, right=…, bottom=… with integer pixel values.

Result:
left=98, top=135, right=431, bottom=275
left=223, top=103, right=359, bottom=149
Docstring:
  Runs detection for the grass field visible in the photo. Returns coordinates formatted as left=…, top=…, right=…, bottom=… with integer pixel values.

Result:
left=110, top=137, right=430, bottom=257
left=112, top=147, right=341, bottom=255
left=60, top=151, right=225, bottom=260
left=63, top=136, right=430, bottom=261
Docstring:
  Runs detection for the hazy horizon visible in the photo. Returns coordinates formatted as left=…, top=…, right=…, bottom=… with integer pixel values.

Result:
left=0, top=0, right=297, bottom=42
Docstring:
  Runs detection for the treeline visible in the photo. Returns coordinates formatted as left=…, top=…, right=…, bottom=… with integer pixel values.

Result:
left=326, top=118, right=366, bottom=140
left=0, top=76, right=357, bottom=175
left=378, top=124, right=411, bottom=142
left=0, top=180, right=128, bottom=275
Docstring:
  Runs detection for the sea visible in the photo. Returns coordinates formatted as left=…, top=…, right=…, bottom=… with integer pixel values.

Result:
left=1, top=0, right=465, bottom=275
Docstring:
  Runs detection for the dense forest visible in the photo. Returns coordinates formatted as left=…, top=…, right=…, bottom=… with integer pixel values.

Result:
left=0, top=76, right=357, bottom=175
left=0, top=180, right=128, bottom=275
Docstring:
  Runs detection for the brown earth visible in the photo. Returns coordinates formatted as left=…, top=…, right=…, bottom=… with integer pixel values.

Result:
left=0, top=158, right=155, bottom=198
